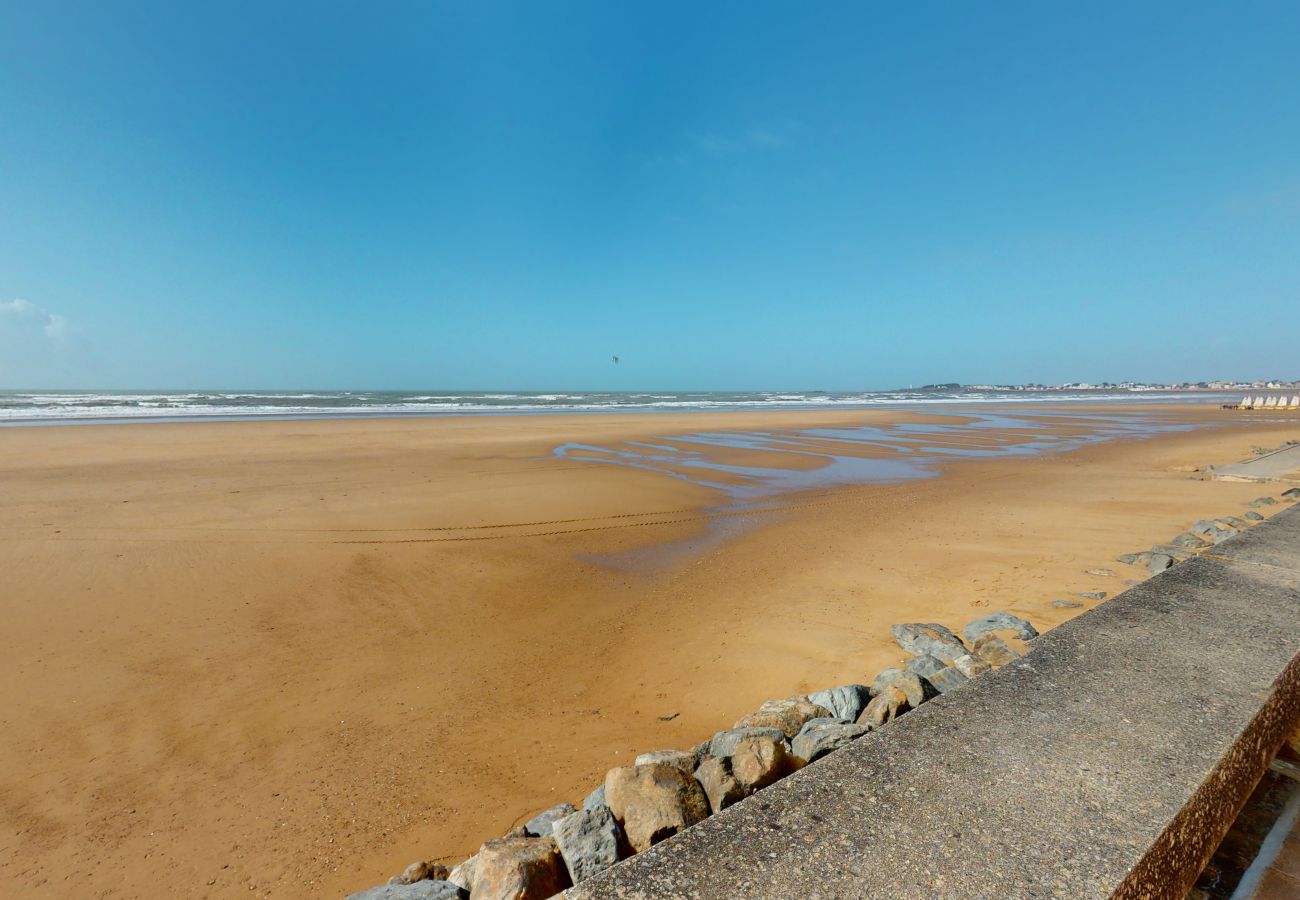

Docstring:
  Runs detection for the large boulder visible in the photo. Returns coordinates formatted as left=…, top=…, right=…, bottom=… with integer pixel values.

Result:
left=708, top=726, right=787, bottom=758
left=870, top=668, right=926, bottom=708
left=806, top=684, right=871, bottom=722
left=905, top=654, right=968, bottom=693
left=551, top=804, right=623, bottom=884
left=348, top=881, right=465, bottom=900
left=1248, top=496, right=1278, bottom=507
left=891, top=623, right=969, bottom=662
left=1284, top=487, right=1300, bottom=499
left=972, top=635, right=1020, bottom=668
left=791, top=720, right=868, bottom=765
left=733, top=696, right=833, bottom=738
left=1170, top=531, right=1209, bottom=549
left=471, top=835, right=569, bottom=900
left=1149, top=553, right=1175, bottom=573
left=731, top=734, right=794, bottom=791
left=952, top=653, right=991, bottom=678
left=523, top=803, right=576, bottom=838
left=961, top=613, right=1038, bottom=646
left=857, top=686, right=909, bottom=728
left=693, top=756, right=747, bottom=812
left=604, top=763, right=709, bottom=853
left=633, top=750, right=695, bottom=775
left=582, top=784, right=606, bottom=813
left=447, top=856, right=476, bottom=893
left=1245, top=511, right=1265, bottom=521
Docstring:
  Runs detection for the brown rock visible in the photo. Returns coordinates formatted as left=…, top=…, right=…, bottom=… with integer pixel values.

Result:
left=731, top=734, right=794, bottom=791
left=733, top=696, right=832, bottom=738
left=693, top=756, right=747, bottom=812
left=973, top=634, right=1021, bottom=667
left=857, top=686, right=909, bottom=728
left=471, top=835, right=569, bottom=900
left=604, top=763, right=710, bottom=853
left=633, top=749, right=695, bottom=775
left=394, top=861, right=449, bottom=884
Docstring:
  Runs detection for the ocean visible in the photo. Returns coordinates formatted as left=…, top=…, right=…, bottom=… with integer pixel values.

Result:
left=0, top=388, right=1238, bottom=424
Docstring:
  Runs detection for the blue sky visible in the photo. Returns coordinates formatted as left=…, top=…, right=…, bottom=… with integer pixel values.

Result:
left=2, top=2, right=1298, bottom=390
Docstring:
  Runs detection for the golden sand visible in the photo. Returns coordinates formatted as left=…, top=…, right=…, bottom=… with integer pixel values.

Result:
left=0, top=405, right=1295, bottom=897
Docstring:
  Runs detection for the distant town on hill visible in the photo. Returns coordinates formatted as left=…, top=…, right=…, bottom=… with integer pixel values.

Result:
left=911, top=379, right=1300, bottom=392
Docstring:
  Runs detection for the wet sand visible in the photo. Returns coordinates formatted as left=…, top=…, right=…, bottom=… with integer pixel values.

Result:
left=1, top=405, right=1297, bottom=897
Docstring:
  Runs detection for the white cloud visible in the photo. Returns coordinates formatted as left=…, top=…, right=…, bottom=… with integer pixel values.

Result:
left=1, top=298, right=69, bottom=342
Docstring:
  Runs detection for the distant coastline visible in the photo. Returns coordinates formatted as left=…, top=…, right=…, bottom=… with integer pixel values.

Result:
left=0, top=387, right=1269, bottom=426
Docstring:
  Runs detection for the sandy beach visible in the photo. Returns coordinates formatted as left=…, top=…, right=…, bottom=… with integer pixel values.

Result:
left=1, top=404, right=1296, bottom=898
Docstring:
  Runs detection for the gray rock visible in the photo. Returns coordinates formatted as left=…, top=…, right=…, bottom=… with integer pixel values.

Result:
left=806, top=684, right=871, bottom=722
left=1245, top=511, right=1265, bottom=521
left=708, top=726, right=787, bottom=758
left=347, top=881, right=465, bottom=900
left=1248, top=496, right=1277, bottom=507
left=905, top=654, right=967, bottom=693
left=1122, top=578, right=1141, bottom=586
left=524, top=803, right=577, bottom=838
left=1149, top=553, right=1175, bottom=573
left=1051, top=598, right=1084, bottom=609
left=790, top=721, right=869, bottom=765
left=693, top=756, right=746, bottom=813
left=582, top=784, right=607, bottom=813
left=1284, top=487, right=1300, bottom=499
left=952, top=653, right=991, bottom=678
left=552, top=804, right=623, bottom=884
left=1150, top=544, right=1194, bottom=559
left=1076, top=591, right=1107, bottom=601
left=857, top=686, right=909, bottom=728
left=472, top=835, right=569, bottom=900
left=1219, top=515, right=1249, bottom=529
left=633, top=750, right=695, bottom=775
left=869, top=668, right=926, bottom=708
left=961, top=612, right=1038, bottom=645
left=447, top=856, right=476, bottom=893
left=972, top=635, right=1021, bottom=667
left=1084, top=568, right=1116, bottom=577
left=1170, top=532, right=1209, bottom=549
left=891, top=623, right=969, bottom=661
left=1115, top=552, right=1140, bottom=565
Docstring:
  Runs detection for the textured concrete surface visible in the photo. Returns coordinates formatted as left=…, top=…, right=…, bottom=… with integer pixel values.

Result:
left=1209, top=444, right=1300, bottom=484
left=568, top=505, right=1300, bottom=899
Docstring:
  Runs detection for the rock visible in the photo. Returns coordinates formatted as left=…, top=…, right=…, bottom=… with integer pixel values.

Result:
left=552, top=804, right=623, bottom=884
left=394, top=862, right=450, bottom=885
left=633, top=750, right=695, bottom=775
left=961, top=612, right=1038, bottom=645
left=1170, top=532, right=1209, bottom=549
left=891, top=623, right=969, bottom=661
left=1192, top=520, right=1234, bottom=542
left=952, top=653, right=991, bottom=678
left=733, top=696, right=832, bottom=738
left=708, top=726, right=787, bottom=758
left=523, top=803, right=576, bottom=838
left=1149, top=553, right=1175, bottom=573
left=1244, top=510, right=1264, bottom=521
left=731, top=734, right=794, bottom=791
left=1084, top=568, right=1115, bottom=577
left=791, top=721, right=868, bottom=764
left=1248, top=496, right=1278, bottom=507
left=348, top=881, right=465, bottom=900
left=1116, top=552, right=1140, bottom=565
left=806, top=684, right=871, bottom=722
left=1051, top=598, right=1084, bottom=609
left=693, top=755, right=747, bottom=812
left=1219, top=515, right=1249, bottom=529
left=1284, top=487, right=1300, bottom=499
left=582, top=784, right=607, bottom=813
left=857, top=686, right=909, bottom=728
left=604, top=763, right=709, bottom=853
left=905, top=654, right=968, bottom=693
left=869, top=668, right=927, bottom=708
left=447, top=856, right=476, bottom=893
left=472, top=835, right=569, bottom=900
left=1076, top=591, right=1107, bottom=601
left=972, top=635, right=1020, bottom=667
left=1122, top=579, right=1141, bottom=586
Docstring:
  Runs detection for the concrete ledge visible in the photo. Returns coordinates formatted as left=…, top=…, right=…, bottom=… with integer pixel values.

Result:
left=568, top=506, right=1300, bottom=899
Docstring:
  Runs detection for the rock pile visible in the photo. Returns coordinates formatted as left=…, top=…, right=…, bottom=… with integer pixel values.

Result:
left=1114, top=493, right=1293, bottom=576
left=347, top=611, right=1039, bottom=900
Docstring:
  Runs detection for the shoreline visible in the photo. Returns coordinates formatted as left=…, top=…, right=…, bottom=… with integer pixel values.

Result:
left=1, top=405, right=1297, bottom=898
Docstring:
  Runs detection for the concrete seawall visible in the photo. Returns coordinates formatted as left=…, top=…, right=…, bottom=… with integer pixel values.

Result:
left=568, top=505, right=1300, bottom=899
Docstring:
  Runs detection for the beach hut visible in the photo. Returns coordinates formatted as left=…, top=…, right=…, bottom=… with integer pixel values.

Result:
left=1254, top=395, right=1266, bottom=407
left=1240, top=394, right=1252, bottom=408
left=1264, top=396, right=1278, bottom=408
left=1290, top=395, right=1300, bottom=409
